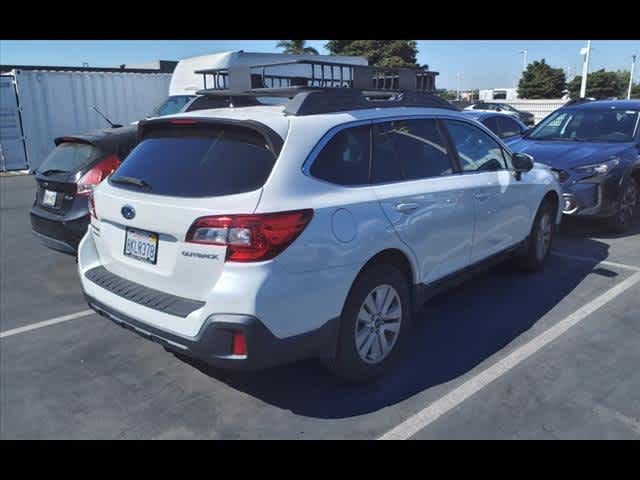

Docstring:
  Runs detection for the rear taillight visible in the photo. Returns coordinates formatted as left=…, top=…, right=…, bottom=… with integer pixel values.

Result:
left=77, top=154, right=121, bottom=196
left=185, top=209, right=314, bottom=262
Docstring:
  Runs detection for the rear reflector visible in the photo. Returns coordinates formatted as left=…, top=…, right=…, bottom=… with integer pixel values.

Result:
left=185, top=209, right=313, bottom=262
left=232, top=331, right=247, bottom=356
left=77, top=154, right=121, bottom=196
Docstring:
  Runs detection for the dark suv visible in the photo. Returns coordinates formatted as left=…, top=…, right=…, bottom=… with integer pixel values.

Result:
left=509, top=100, right=640, bottom=232
left=30, top=126, right=137, bottom=254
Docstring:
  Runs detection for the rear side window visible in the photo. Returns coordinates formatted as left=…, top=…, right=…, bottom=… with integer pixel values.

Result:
left=482, top=116, right=500, bottom=136
left=38, top=142, right=101, bottom=174
left=498, top=117, right=524, bottom=138
left=443, top=120, right=507, bottom=172
left=111, top=125, right=276, bottom=197
left=372, top=119, right=453, bottom=183
left=310, top=125, right=370, bottom=186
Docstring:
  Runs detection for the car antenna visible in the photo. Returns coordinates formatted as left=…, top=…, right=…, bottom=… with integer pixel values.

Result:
left=92, top=105, right=123, bottom=128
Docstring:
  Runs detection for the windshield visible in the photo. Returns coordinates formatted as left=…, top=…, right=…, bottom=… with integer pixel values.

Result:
left=528, top=108, right=639, bottom=143
left=38, top=142, right=101, bottom=174
left=150, top=95, right=197, bottom=117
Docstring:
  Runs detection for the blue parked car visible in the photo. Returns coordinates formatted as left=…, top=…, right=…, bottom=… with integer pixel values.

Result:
left=508, top=100, right=640, bottom=232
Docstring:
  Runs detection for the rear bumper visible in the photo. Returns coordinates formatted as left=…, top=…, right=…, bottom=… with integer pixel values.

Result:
left=85, top=293, right=339, bottom=370
left=30, top=208, right=89, bottom=254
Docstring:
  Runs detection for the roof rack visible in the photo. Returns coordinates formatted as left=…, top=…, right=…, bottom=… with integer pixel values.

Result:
left=192, top=59, right=450, bottom=116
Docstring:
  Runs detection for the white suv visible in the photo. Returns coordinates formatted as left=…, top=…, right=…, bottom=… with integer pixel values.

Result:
left=78, top=87, right=562, bottom=382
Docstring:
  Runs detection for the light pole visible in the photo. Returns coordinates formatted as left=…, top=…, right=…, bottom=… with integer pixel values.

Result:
left=456, top=72, right=461, bottom=101
left=519, top=49, right=528, bottom=72
left=579, top=40, right=592, bottom=98
left=628, top=54, right=637, bottom=100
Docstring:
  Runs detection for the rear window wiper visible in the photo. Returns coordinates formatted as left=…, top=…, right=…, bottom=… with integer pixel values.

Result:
left=39, top=169, right=68, bottom=176
left=110, top=176, right=152, bottom=191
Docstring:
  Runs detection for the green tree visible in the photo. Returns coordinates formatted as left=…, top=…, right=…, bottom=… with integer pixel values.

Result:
left=568, top=69, right=626, bottom=99
left=275, top=40, right=319, bottom=55
left=614, top=70, right=640, bottom=99
left=517, top=59, right=566, bottom=99
left=438, top=89, right=457, bottom=101
left=325, top=40, right=418, bottom=68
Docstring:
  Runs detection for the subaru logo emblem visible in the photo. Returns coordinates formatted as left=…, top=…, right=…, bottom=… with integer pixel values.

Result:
left=121, top=205, right=135, bottom=220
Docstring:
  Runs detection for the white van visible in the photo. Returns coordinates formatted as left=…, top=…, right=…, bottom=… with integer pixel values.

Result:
left=149, top=50, right=369, bottom=117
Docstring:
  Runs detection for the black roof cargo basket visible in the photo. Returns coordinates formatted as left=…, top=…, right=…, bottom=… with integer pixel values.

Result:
left=195, top=59, right=439, bottom=93
left=193, top=59, right=452, bottom=116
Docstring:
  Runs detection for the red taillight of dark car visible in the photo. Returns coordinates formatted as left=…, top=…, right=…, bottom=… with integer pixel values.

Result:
left=77, top=154, right=121, bottom=197
left=185, top=209, right=314, bottom=262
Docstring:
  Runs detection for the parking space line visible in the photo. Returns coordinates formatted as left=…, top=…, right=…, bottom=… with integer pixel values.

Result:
left=551, top=251, right=640, bottom=272
left=379, top=270, right=640, bottom=440
left=0, top=310, right=94, bottom=339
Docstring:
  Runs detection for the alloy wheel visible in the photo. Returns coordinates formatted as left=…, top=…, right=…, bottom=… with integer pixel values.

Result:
left=354, top=284, right=402, bottom=365
left=536, top=212, right=552, bottom=261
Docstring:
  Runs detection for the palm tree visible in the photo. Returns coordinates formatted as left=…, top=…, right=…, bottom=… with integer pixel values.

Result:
left=276, top=40, right=319, bottom=55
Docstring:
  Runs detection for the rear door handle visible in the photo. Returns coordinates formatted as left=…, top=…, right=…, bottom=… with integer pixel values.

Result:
left=394, top=202, right=420, bottom=213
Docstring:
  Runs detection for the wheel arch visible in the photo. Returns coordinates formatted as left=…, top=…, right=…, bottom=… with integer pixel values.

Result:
left=541, top=188, right=561, bottom=225
left=342, top=248, right=418, bottom=316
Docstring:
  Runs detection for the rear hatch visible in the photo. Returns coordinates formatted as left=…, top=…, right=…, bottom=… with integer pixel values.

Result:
left=91, top=118, right=282, bottom=300
left=34, top=141, right=105, bottom=214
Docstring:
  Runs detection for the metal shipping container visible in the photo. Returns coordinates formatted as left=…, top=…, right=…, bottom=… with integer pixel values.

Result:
left=0, top=69, right=171, bottom=171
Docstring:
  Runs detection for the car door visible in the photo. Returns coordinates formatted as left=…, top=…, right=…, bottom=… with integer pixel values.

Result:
left=442, top=119, right=532, bottom=263
left=371, top=118, right=476, bottom=284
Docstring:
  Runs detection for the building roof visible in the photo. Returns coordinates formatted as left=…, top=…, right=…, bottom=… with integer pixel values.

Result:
left=0, top=64, right=173, bottom=75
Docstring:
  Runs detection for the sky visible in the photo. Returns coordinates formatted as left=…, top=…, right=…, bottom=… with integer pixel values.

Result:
left=1, top=40, right=638, bottom=90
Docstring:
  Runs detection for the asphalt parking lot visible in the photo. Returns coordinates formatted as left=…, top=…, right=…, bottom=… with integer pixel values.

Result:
left=1, top=174, right=639, bottom=439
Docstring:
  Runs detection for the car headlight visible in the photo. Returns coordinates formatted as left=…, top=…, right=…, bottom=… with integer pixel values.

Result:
left=551, top=168, right=569, bottom=183
left=573, top=158, right=620, bottom=177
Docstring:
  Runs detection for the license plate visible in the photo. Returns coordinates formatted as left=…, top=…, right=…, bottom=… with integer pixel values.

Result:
left=124, top=227, right=159, bottom=264
left=42, top=189, right=57, bottom=207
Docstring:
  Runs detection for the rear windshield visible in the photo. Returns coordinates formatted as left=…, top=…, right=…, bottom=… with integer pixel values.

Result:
left=111, top=125, right=277, bottom=197
left=38, top=142, right=101, bottom=174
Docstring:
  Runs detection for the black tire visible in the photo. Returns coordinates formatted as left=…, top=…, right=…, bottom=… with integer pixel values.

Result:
left=607, top=177, right=638, bottom=233
left=323, top=263, right=412, bottom=383
left=516, top=198, right=556, bottom=273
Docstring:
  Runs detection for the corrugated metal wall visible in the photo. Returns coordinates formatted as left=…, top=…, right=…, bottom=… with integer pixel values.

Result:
left=12, top=69, right=171, bottom=170
left=0, top=75, right=28, bottom=170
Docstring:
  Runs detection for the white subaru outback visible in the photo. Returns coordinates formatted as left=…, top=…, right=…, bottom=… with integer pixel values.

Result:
left=78, top=86, right=562, bottom=382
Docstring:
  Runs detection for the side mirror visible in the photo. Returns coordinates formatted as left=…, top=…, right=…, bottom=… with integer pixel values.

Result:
left=512, top=153, right=534, bottom=172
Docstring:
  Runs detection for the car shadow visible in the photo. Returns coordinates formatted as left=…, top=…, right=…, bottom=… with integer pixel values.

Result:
left=181, top=236, right=612, bottom=419
left=552, top=216, right=640, bottom=261
left=560, top=215, right=640, bottom=239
